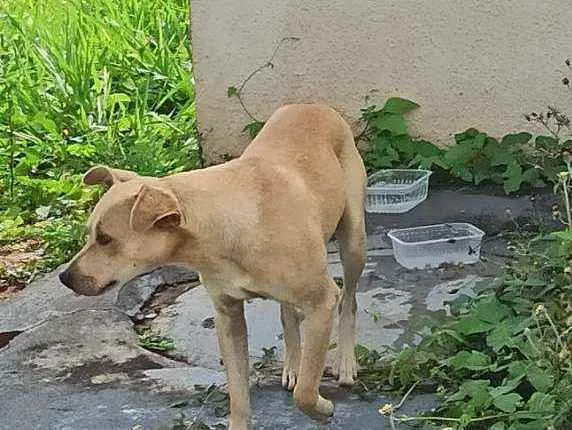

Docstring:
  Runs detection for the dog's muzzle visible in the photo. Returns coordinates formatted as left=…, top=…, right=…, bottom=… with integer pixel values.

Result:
left=58, top=269, right=104, bottom=296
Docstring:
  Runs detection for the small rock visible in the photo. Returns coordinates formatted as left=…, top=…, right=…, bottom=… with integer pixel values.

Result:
left=144, top=312, right=157, bottom=320
left=91, top=374, right=119, bottom=385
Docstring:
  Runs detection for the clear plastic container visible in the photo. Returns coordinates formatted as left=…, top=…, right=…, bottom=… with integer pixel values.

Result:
left=365, top=169, right=431, bottom=213
left=387, top=223, right=485, bottom=269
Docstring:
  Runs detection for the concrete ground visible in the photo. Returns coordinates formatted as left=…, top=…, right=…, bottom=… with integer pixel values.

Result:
left=0, top=185, right=551, bottom=430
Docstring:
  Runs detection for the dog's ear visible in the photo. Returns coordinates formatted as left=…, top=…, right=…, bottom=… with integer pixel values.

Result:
left=83, top=166, right=139, bottom=188
left=130, top=184, right=183, bottom=232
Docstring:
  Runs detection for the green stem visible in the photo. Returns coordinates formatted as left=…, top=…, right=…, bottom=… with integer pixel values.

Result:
left=562, top=178, right=572, bottom=229
left=543, top=308, right=565, bottom=350
left=396, top=413, right=509, bottom=424
left=8, top=89, right=15, bottom=200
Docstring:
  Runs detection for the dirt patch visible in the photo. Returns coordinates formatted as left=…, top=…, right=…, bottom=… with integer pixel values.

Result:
left=0, top=331, right=22, bottom=349
left=0, top=239, right=44, bottom=295
left=60, top=355, right=164, bottom=387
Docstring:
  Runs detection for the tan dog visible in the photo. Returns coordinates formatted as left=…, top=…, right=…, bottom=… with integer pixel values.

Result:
left=59, top=104, right=366, bottom=429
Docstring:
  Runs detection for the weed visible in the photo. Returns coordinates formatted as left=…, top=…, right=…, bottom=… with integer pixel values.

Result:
left=360, top=233, right=572, bottom=429
left=159, top=412, right=226, bottom=430
left=253, top=346, right=278, bottom=370
left=137, top=329, right=175, bottom=353
left=360, top=96, right=570, bottom=193
left=227, top=36, right=299, bottom=137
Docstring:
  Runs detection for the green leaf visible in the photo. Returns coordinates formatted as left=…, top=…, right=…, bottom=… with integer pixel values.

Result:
left=486, top=322, right=514, bottom=352
left=488, top=147, right=517, bottom=166
left=242, top=121, right=265, bottom=138
left=521, top=167, right=540, bottom=185
left=393, top=135, right=414, bottom=154
left=447, top=350, right=492, bottom=370
left=451, top=165, right=474, bottom=182
left=490, top=423, right=505, bottom=430
left=535, top=135, right=559, bottom=150
left=373, top=113, right=408, bottom=135
left=524, top=277, right=546, bottom=287
left=107, top=93, right=131, bottom=107
left=473, top=296, right=511, bottom=324
left=227, top=86, right=238, bottom=97
left=454, top=315, right=495, bottom=335
left=552, top=229, right=572, bottom=242
left=381, top=97, right=419, bottom=114
left=509, top=420, right=552, bottom=430
left=169, top=399, right=189, bottom=408
left=502, top=132, right=532, bottom=147
left=504, top=316, right=531, bottom=335
left=447, top=380, right=492, bottom=409
left=67, top=143, right=96, bottom=158
left=446, top=293, right=473, bottom=316
left=527, top=392, right=555, bottom=414
left=526, top=366, right=554, bottom=392
left=31, top=112, right=58, bottom=135
left=14, top=153, right=41, bottom=176
left=473, top=159, right=491, bottom=185
left=472, top=132, right=487, bottom=150
left=445, top=143, right=475, bottom=166
left=515, top=339, right=539, bottom=359
left=503, top=162, right=523, bottom=193
left=493, top=392, right=522, bottom=413
left=454, top=128, right=480, bottom=144
left=508, top=361, right=529, bottom=379
left=412, top=139, right=442, bottom=157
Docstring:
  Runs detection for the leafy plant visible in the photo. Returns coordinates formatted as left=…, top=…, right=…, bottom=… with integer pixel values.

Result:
left=137, top=329, right=176, bottom=353
left=360, top=98, right=569, bottom=193
left=358, top=233, right=572, bottom=429
left=243, top=120, right=265, bottom=139
left=253, top=346, right=278, bottom=370
left=360, top=98, right=447, bottom=173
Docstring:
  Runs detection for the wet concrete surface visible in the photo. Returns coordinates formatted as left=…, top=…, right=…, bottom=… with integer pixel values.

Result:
left=0, top=186, right=531, bottom=430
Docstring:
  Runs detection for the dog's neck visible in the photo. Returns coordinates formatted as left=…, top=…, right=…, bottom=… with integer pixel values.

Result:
left=163, top=159, right=261, bottom=274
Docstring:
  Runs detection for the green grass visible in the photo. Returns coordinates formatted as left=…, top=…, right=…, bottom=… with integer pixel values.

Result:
left=0, top=0, right=198, bottom=284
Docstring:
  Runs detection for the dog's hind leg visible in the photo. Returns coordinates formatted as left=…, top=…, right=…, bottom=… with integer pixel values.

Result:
left=280, top=304, right=301, bottom=390
left=293, top=278, right=339, bottom=418
left=333, top=134, right=366, bottom=386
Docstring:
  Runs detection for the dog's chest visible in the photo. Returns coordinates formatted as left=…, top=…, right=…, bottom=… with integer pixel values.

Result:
left=199, top=271, right=263, bottom=301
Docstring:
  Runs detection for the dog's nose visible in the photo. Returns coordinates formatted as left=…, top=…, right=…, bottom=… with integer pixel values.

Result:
left=58, top=270, right=73, bottom=289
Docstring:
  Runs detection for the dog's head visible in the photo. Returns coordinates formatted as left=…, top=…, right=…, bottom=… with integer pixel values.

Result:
left=59, top=166, right=187, bottom=296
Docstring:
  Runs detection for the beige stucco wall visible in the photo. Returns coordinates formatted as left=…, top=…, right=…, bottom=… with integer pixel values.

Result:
left=190, top=0, right=572, bottom=164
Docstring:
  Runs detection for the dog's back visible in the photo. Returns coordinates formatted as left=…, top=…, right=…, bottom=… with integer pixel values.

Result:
left=241, top=104, right=363, bottom=242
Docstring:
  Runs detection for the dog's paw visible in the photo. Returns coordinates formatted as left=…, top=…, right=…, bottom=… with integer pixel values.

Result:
left=294, top=390, right=334, bottom=419
left=281, top=360, right=298, bottom=391
left=316, top=396, right=334, bottom=417
left=333, top=351, right=358, bottom=386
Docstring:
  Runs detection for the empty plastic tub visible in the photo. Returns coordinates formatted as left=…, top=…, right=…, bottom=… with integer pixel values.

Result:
left=388, top=223, right=485, bottom=269
left=365, top=169, right=431, bottom=213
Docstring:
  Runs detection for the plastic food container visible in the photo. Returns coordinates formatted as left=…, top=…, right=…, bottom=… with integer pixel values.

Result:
left=365, top=169, right=431, bottom=213
left=387, top=223, right=485, bottom=269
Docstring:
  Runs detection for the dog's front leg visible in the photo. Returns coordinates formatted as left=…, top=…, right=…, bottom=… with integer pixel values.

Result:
left=280, top=304, right=301, bottom=390
left=212, top=295, right=251, bottom=430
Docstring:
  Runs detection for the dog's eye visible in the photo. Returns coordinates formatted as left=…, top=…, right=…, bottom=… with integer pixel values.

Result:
left=96, top=231, right=113, bottom=246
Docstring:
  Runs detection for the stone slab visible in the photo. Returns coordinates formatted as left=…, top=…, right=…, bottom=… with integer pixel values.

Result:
left=0, top=265, right=197, bottom=333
